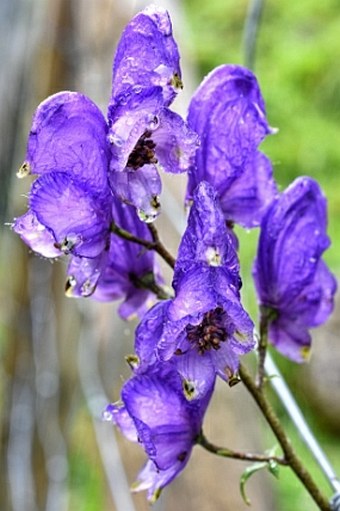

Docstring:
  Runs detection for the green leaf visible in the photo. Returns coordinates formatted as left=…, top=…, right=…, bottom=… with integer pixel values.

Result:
left=240, top=456, right=280, bottom=506
left=268, top=460, right=280, bottom=479
left=240, top=462, right=267, bottom=506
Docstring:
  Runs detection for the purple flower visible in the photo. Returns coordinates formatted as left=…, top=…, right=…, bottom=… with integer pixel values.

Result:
left=111, top=5, right=182, bottom=106
left=135, top=182, right=255, bottom=399
left=107, top=85, right=198, bottom=222
left=13, top=92, right=162, bottom=319
left=186, top=65, right=278, bottom=227
left=14, top=92, right=112, bottom=258
left=253, top=177, right=337, bottom=362
left=103, top=364, right=213, bottom=502
left=105, top=6, right=198, bottom=221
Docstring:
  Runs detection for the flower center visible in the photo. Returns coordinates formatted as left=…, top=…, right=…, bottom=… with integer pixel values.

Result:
left=185, top=307, right=227, bottom=355
left=127, top=131, right=158, bottom=170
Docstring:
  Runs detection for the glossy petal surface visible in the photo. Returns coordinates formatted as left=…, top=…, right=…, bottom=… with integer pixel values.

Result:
left=104, top=365, right=213, bottom=501
left=174, top=181, right=240, bottom=290
left=186, top=65, right=276, bottom=226
left=111, top=6, right=181, bottom=105
left=30, top=172, right=111, bottom=258
left=134, top=183, right=255, bottom=397
left=13, top=210, right=62, bottom=258
left=253, top=177, right=337, bottom=361
left=24, top=92, right=109, bottom=193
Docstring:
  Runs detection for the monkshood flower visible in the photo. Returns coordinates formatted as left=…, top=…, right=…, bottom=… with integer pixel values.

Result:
left=253, top=177, right=337, bottom=362
left=186, top=64, right=278, bottom=227
left=106, top=5, right=198, bottom=222
left=111, top=5, right=183, bottom=106
left=107, top=85, right=198, bottom=222
left=13, top=92, right=161, bottom=319
left=135, top=182, right=255, bottom=399
left=103, top=364, right=214, bottom=502
left=14, top=92, right=112, bottom=258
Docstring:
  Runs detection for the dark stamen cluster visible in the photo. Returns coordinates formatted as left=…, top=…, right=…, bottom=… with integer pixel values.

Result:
left=186, top=307, right=227, bottom=355
left=127, top=131, right=157, bottom=170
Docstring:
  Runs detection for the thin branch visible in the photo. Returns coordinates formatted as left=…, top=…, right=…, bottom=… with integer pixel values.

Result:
left=110, top=221, right=176, bottom=269
left=239, top=364, right=331, bottom=511
left=197, top=432, right=288, bottom=465
left=256, top=305, right=274, bottom=388
left=147, top=223, right=176, bottom=269
left=129, top=273, right=172, bottom=301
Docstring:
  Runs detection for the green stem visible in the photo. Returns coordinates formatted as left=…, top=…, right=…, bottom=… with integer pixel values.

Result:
left=197, top=431, right=288, bottom=465
left=239, top=364, right=331, bottom=511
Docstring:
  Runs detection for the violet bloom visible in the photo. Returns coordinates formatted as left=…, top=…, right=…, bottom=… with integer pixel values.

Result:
left=253, top=177, right=337, bottom=362
left=103, top=365, right=213, bottom=502
left=186, top=65, right=278, bottom=227
left=111, top=5, right=183, bottom=106
left=13, top=92, right=161, bottom=319
left=14, top=92, right=112, bottom=259
left=107, top=85, right=198, bottom=222
left=135, top=182, right=255, bottom=399
left=106, top=6, right=198, bottom=222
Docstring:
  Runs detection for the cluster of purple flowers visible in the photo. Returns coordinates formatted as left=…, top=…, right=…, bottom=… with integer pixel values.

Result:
left=14, top=5, right=336, bottom=501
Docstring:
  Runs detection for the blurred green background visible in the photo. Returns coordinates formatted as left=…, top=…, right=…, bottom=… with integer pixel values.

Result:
left=1, top=0, right=339, bottom=510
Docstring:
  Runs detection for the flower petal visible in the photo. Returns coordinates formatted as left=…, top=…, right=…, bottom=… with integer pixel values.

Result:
left=111, top=6, right=182, bottom=106
left=253, top=177, right=336, bottom=360
left=135, top=301, right=171, bottom=371
left=24, top=91, right=109, bottom=193
left=175, top=181, right=240, bottom=289
left=30, top=172, right=111, bottom=258
left=186, top=65, right=275, bottom=226
left=254, top=177, right=331, bottom=306
left=218, top=152, right=278, bottom=227
left=152, top=109, right=199, bottom=174
left=108, top=86, right=164, bottom=173
left=110, top=164, right=162, bottom=222
left=13, top=210, right=62, bottom=258
left=65, top=252, right=108, bottom=297
left=173, top=350, right=216, bottom=400
left=102, top=402, right=138, bottom=442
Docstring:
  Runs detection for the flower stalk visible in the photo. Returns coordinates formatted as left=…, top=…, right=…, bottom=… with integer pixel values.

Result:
left=197, top=431, right=288, bottom=466
left=110, top=220, right=175, bottom=269
left=239, top=363, right=331, bottom=511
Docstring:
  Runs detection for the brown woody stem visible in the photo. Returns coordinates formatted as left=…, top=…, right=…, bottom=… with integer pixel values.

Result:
left=110, top=221, right=175, bottom=269
left=239, top=363, right=331, bottom=511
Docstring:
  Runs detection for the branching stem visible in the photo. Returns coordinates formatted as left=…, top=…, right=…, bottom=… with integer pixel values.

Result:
left=239, top=364, right=331, bottom=511
left=197, top=431, right=288, bottom=465
left=110, top=221, right=175, bottom=269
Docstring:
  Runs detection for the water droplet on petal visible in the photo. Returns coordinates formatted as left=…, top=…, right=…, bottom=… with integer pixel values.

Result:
left=102, top=409, right=114, bottom=422
left=81, top=278, right=96, bottom=297
left=147, top=114, right=160, bottom=131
